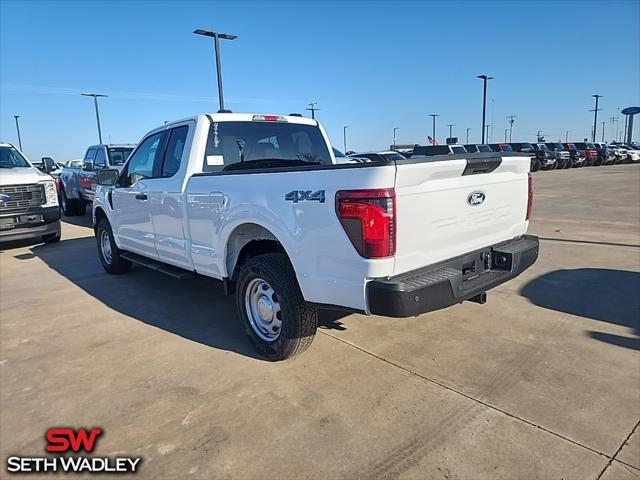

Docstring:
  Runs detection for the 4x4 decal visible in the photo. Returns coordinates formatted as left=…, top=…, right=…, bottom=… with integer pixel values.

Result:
left=284, top=190, right=325, bottom=203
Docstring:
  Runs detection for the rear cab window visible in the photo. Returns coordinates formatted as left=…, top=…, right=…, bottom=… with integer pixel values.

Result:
left=107, top=147, right=134, bottom=166
left=203, top=119, right=332, bottom=172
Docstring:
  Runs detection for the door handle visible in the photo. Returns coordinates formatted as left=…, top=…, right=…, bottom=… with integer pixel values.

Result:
left=135, top=193, right=147, bottom=200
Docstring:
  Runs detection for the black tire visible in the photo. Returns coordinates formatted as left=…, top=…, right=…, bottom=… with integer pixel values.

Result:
left=74, top=200, right=87, bottom=216
left=235, top=253, right=318, bottom=361
left=565, top=158, right=574, bottom=169
left=60, top=188, right=76, bottom=216
left=42, top=233, right=60, bottom=243
left=96, top=218, right=131, bottom=274
left=531, top=159, right=541, bottom=172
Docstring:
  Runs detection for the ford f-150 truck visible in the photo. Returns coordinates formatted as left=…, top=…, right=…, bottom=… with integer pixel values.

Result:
left=0, top=143, right=61, bottom=243
left=59, top=144, right=134, bottom=215
left=92, top=113, right=538, bottom=360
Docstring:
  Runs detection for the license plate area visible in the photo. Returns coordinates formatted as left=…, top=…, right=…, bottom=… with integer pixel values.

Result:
left=0, top=214, right=44, bottom=230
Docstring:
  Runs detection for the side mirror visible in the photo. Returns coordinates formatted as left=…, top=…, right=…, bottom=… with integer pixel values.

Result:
left=42, top=157, right=56, bottom=174
left=83, top=161, right=94, bottom=171
left=97, top=169, right=119, bottom=186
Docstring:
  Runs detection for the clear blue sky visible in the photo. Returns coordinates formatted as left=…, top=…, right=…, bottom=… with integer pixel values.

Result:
left=1, top=0, right=638, bottom=161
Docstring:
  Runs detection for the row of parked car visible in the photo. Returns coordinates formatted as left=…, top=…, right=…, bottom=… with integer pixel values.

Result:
left=357, top=141, right=640, bottom=172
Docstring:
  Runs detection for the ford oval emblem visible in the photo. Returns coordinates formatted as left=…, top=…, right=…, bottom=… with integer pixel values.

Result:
left=467, top=191, right=485, bottom=206
left=0, top=194, right=10, bottom=204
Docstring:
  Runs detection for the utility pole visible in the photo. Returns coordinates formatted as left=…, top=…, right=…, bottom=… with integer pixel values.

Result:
left=601, top=121, right=606, bottom=142
left=590, top=94, right=603, bottom=142
left=81, top=93, right=108, bottom=143
left=486, top=125, right=491, bottom=143
left=504, top=128, right=508, bottom=143
left=537, top=130, right=543, bottom=142
left=447, top=124, right=454, bottom=142
left=507, top=115, right=516, bottom=142
left=466, top=128, right=470, bottom=144
left=13, top=115, right=23, bottom=151
left=194, top=29, right=238, bottom=112
left=429, top=113, right=439, bottom=144
left=343, top=125, right=349, bottom=153
left=477, top=75, right=494, bottom=144
left=306, top=102, right=319, bottom=119
left=565, top=130, right=570, bottom=143
left=393, top=127, right=398, bottom=148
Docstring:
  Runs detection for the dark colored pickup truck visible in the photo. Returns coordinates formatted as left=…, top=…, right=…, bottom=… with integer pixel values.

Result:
left=59, top=144, right=134, bottom=215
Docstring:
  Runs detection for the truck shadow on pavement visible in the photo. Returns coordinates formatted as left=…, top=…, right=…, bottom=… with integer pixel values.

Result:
left=31, top=236, right=350, bottom=360
left=520, top=268, right=640, bottom=351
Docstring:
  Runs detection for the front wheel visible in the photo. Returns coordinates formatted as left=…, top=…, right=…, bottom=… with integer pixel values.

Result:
left=60, top=188, right=76, bottom=216
left=96, top=218, right=131, bottom=274
left=531, top=159, right=541, bottom=172
left=236, top=253, right=318, bottom=361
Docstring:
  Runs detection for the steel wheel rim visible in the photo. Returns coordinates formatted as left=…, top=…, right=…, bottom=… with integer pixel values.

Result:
left=100, top=229, right=112, bottom=264
left=244, top=278, right=282, bottom=342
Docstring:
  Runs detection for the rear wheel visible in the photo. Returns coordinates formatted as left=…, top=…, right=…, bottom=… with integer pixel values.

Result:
left=565, top=158, right=574, bottom=169
left=96, top=218, right=131, bottom=274
left=74, top=200, right=87, bottom=216
left=236, top=253, right=318, bottom=361
left=531, top=159, right=541, bottom=172
left=60, top=188, right=76, bottom=216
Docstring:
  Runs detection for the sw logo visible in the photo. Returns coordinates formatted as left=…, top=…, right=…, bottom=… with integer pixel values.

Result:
left=6, top=427, right=142, bottom=474
left=46, top=427, right=103, bottom=453
left=284, top=190, right=325, bottom=203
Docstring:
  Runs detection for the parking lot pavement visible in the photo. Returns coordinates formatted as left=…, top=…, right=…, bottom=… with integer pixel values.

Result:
left=1, top=164, right=639, bottom=479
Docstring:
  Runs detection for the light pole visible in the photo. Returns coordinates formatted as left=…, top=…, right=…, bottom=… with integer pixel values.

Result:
left=194, top=29, right=237, bottom=112
left=429, top=113, right=439, bottom=144
left=477, top=75, right=494, bottom=144
left=81, top=93, right=108, bottom=144
left=590, top=94, right=602, bottom=142
left=565, top=130, right=570, bottom=143
left=466, top=128, right=470, bottom=144
left=447, top=123, right=455, bottom=143
left=601, top=121, right=606, bottom=142
left=343, top=125, right=349, bottom=153
left=537, top=130, right=543, bottom=142
left=393, top=127, right=398, bottom=148
left=13, top=115, right=23, bottom=151
left=507, top=115, right=516, bottom=142
left=306, top=102, right=319, bottom=119
left=486, top=125, right=491, bottom=143
left=504, top=128, right=508, bottom=143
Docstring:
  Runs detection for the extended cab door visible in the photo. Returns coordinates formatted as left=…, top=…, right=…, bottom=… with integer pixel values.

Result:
left=111, top=131, right=166, bottom=258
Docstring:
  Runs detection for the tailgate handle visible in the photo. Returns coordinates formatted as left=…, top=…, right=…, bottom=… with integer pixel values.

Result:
left=462, top=157, right=502, bottom=176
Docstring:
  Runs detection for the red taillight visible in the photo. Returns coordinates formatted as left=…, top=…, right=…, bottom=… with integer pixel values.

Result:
left=526, top=173, right=533, bottom=221
left=336, top=188, right=396, bottom=258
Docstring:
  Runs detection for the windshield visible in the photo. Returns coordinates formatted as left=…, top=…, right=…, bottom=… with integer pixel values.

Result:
left=451, top=146, right=467, bottom=154
left=537, top=144, right=549, bottom=151
left=500, top=144, right=513, bottom=152
left=477, top=145, right=492, bottom=152
left=0, top=146, right=31, bottom=168
left=548, top=143, right=564, bottom=150
left=108, top=147, right=134, bottom=166
left=203, top=120, right=332, bottom=172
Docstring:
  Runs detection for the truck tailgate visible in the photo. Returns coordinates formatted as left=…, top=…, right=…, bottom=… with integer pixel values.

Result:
left=393, top=153, right=530, bottom=276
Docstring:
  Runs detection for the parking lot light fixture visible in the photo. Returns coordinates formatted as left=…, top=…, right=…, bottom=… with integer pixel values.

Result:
left=13, top=115, right=23, bottom=151
left=194, top=29, right=237, bottom=113
left=343, top=125, right=349, bottom=153
left=81, top=93, right=108, bottom=144
left=477, top=75, right=494, bottom=143
left=429, top=114, right=439, bottom=144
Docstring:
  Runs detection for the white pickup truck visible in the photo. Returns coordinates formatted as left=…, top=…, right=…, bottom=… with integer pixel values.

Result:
left=93, top=113, right=538, bottom=360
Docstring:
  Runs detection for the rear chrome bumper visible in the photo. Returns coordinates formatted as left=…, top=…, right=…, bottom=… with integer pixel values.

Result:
left=367, top=235, right=539, bottom=317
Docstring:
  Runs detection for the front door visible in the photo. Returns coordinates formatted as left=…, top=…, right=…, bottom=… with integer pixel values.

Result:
left=111, top=131, right=166, bottom=258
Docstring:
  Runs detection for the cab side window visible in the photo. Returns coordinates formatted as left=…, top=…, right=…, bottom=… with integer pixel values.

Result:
left=125, top=132, right=164, bottom=185
left=161, top=126, right=188, bottom=177
left=94, top=148, right=107, bottom=168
